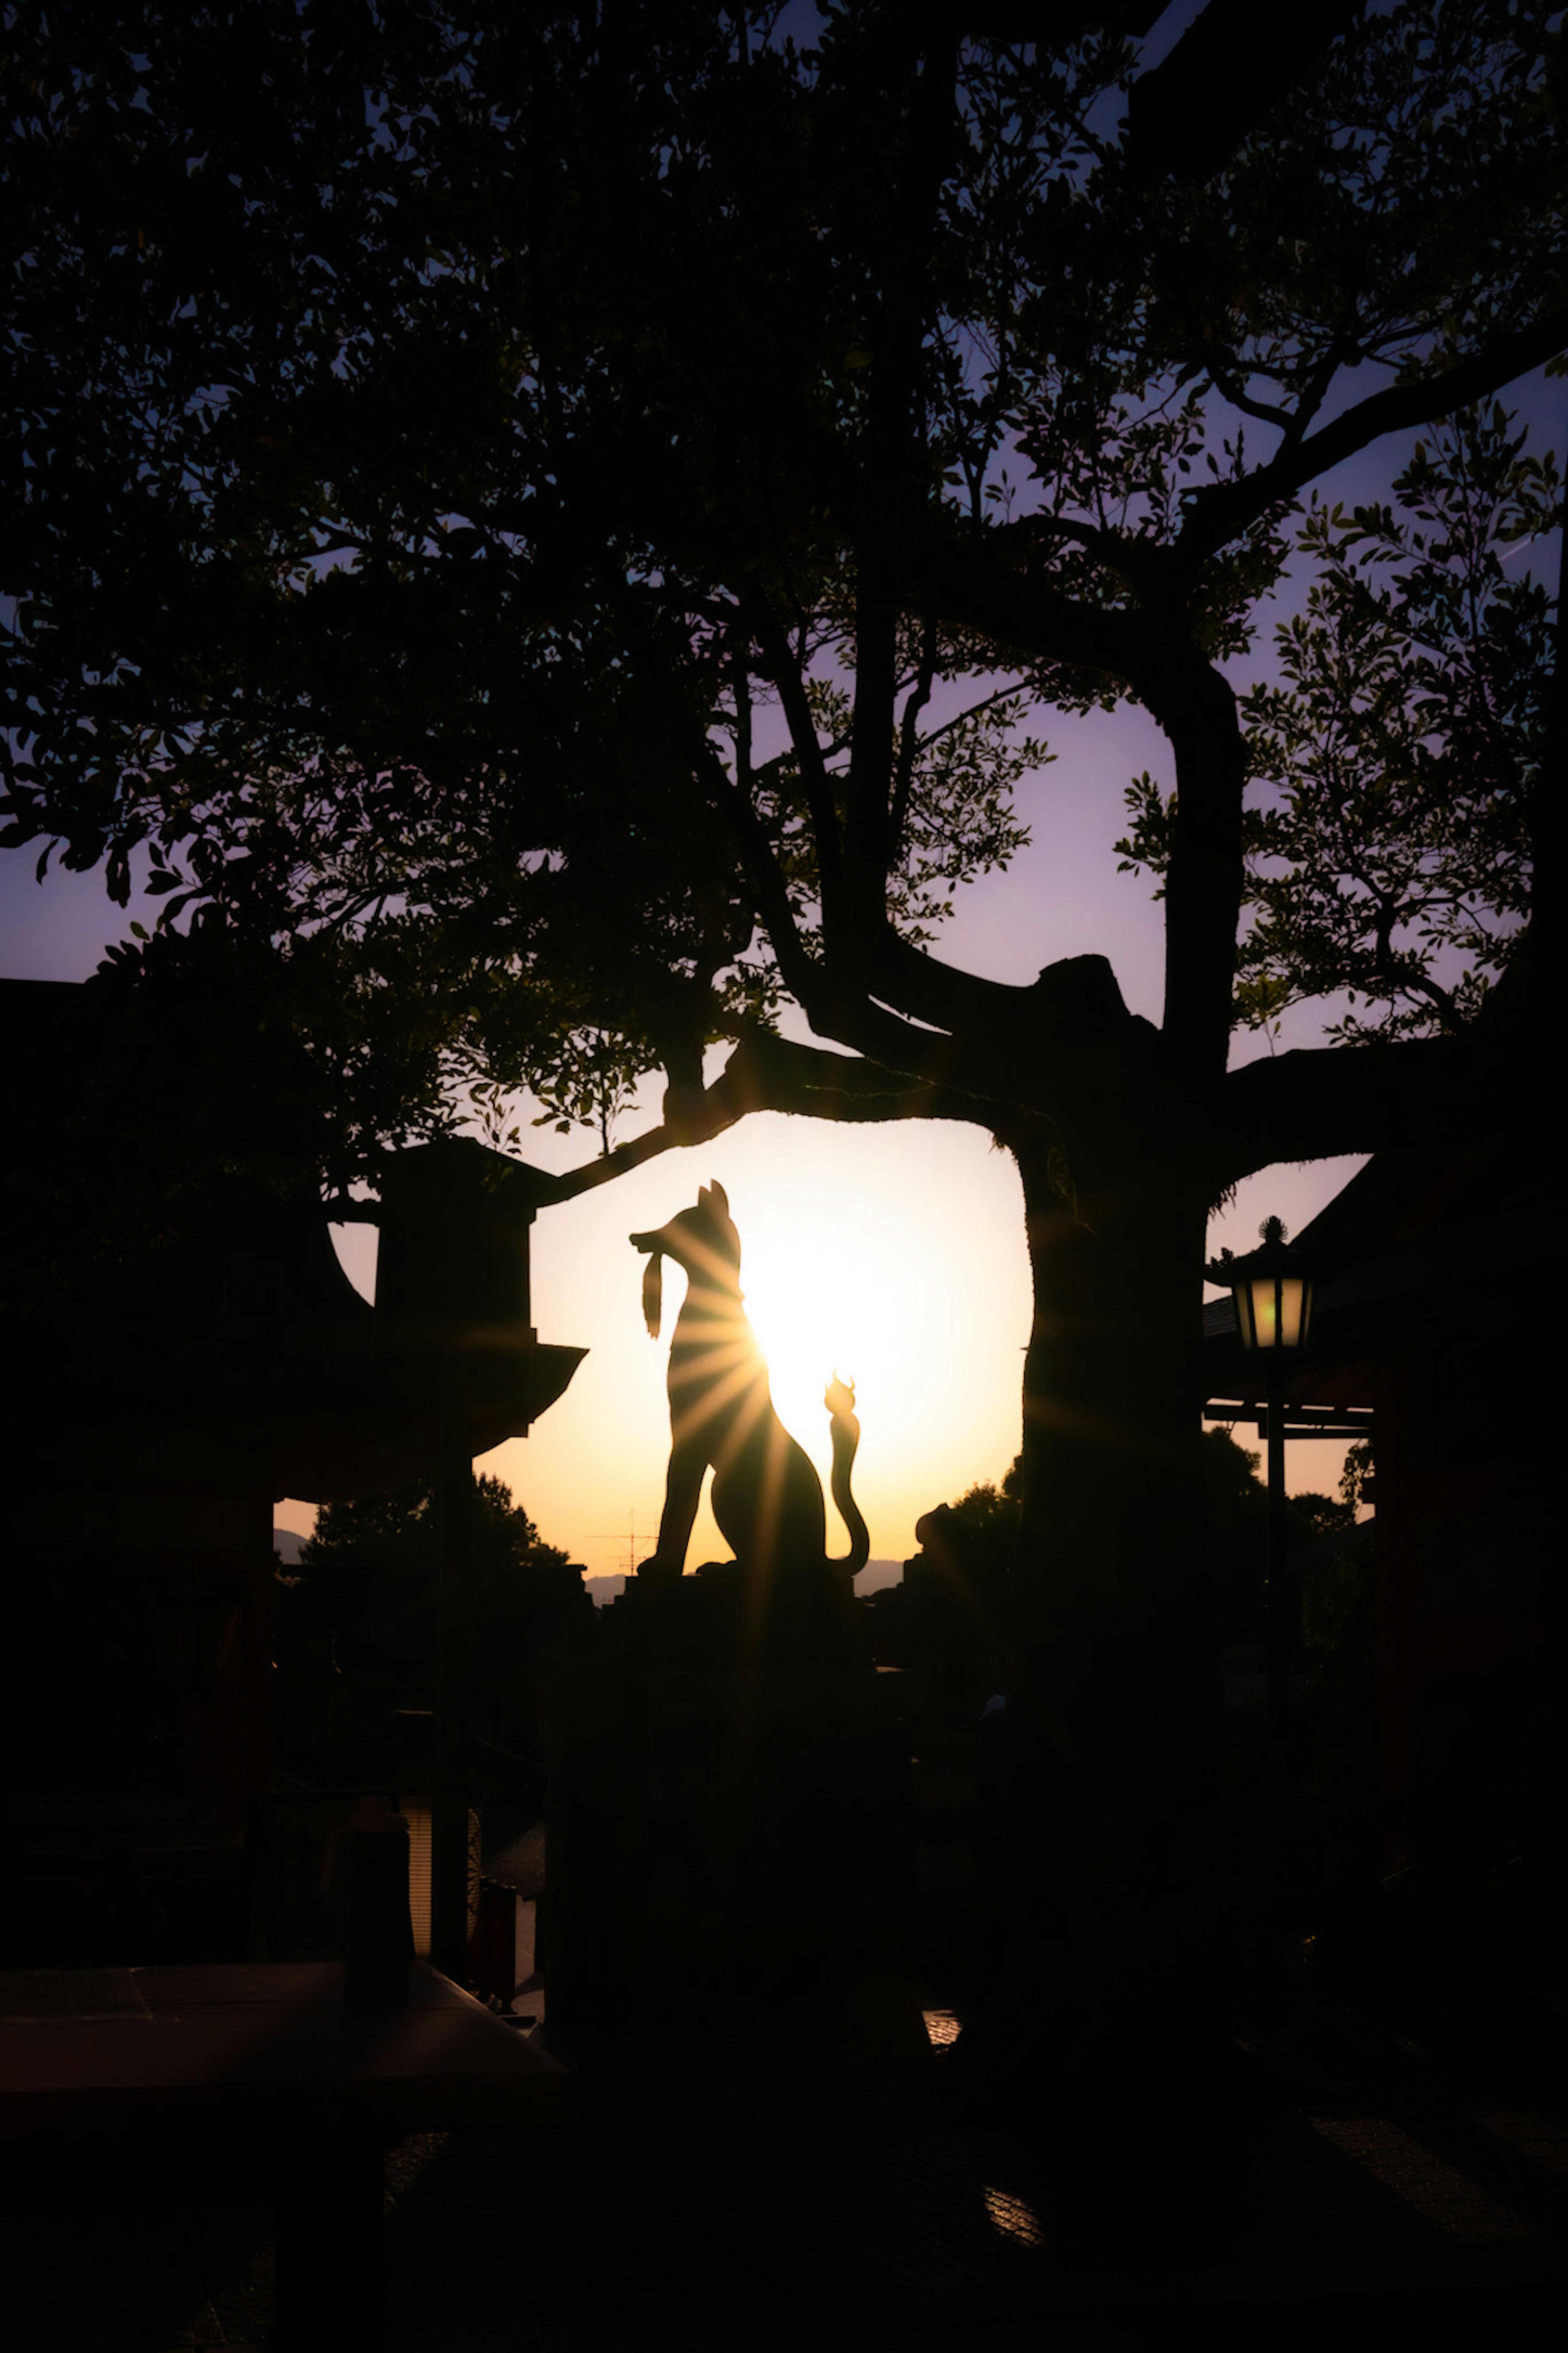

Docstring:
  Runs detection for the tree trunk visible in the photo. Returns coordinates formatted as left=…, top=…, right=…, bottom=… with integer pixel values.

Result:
left=1004, top=1124, right=1217, bottom=1898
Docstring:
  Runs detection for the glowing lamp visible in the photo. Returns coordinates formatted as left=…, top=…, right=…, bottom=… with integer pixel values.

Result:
left=1208, top=1215, right=1313, bottom=1354
left=400, top=1796, right=481, bottom=1958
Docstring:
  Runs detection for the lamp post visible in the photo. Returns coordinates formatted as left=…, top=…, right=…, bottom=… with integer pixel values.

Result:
left=1206, top=1216, right=1315, bottom=1765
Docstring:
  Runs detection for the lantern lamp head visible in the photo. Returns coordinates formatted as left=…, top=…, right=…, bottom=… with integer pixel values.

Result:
left=1206, top=1217, right=1313, bottom=1353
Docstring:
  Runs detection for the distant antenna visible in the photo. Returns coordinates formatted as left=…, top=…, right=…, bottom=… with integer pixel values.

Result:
left=586, top=1507, right=652, bottom=1579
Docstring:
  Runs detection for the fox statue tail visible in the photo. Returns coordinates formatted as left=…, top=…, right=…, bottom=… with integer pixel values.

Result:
left=824, top=1374, right=870, bottom=1575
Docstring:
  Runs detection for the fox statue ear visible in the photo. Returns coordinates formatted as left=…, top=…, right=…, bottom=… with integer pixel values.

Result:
left=642, top=1251, right=663, bottom=1340
left=707, top=1180, right=729, bottom=1219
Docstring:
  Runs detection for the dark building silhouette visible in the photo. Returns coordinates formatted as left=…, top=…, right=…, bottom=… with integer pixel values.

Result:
left=1201, top=1139, right=1555, bottom=1898
left=2, top=977, right=582, bottom=1962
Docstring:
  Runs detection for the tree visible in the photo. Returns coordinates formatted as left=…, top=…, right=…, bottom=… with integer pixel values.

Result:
left=1118, top=401, right=1558, bottom=1043
left=1192, top=1426, right=1356, bottom=1643
left=4, top=4, right=1562, bottom=1898
left=949, top=1454, right=1025, bottom=1535
left=289, top=1474, right=576, bottom=1692
left=276, top=1472, right=581, bottom=1796
left=1340, top=1440, right=1375, bottom=1514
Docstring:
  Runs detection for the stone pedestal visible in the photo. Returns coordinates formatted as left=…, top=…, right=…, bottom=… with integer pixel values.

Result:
left=545, top=1623, right=924, bottom=2070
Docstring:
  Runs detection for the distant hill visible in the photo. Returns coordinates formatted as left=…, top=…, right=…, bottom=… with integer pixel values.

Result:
left=273, top=1527, right=308, bottom=1566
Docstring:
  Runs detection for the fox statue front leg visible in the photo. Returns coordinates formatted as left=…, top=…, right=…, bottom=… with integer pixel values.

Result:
left=641, top=1434, right=707, bottom=1588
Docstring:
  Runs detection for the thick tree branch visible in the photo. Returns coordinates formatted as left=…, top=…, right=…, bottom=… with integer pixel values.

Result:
left=1528, top=549, right=1564, bottom=1042
left=844, top=19, right=961, bottom=921
left=994, top=510, right=1173, bottom=608
left=590, top=574, right=947, bottom=1084
left=742, top=582, right=848, bottom=921
left=726, top=584, right=1039, bottom=1080
left=889, top=618, right=934, bottom=864
left=1151, top=652, right=1247, bottom=1071
left=906, top=520, right=1146, bottom=679
left=1171, top=306, right=1568, bottom=578
left=533, top=1028, right=989, bottom=1207
left=722, top=1029, right=988, bottom=1127
left=1212, top=1026, right=1522, bottom=1187
left=862, top=924, right=1039, bottom=1038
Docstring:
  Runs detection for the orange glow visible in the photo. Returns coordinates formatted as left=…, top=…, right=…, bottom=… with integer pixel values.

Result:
left=296, top=1120, right=1368, bottom=1583
left=463, top=1118, right=1031, bottom=1579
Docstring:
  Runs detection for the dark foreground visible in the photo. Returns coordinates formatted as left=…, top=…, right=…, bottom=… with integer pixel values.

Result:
left=7, top=1978, right=1566, bottom=2353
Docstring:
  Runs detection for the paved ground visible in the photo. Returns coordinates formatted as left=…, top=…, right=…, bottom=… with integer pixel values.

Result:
left=10, top=1976, right=1568, bottom=2351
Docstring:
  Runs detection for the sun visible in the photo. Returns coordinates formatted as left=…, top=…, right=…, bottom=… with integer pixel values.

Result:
left=730, top=1179, right=942, bottom=1495
left=477, top=1117, right=1031, bottom=1579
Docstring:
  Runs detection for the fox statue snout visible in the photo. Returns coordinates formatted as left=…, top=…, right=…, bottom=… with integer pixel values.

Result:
left=631, top=1182, right=869, bottom=1587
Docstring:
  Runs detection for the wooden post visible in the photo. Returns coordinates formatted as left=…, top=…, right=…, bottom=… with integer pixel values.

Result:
left=1265, top=1373, right=1290, bottom=1769
left=431, top=1398, right=473, bottom=1983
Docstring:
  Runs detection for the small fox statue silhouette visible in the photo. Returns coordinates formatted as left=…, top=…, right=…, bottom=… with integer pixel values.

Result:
left=630, top=1182, right=869, bottom=1586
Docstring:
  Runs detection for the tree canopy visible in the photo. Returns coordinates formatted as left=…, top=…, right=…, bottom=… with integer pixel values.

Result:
left=4, top=2, right=1559, bottom=1189
left=289, top=1472, right=575, bottom=1688
left=4, top=2, right=1561, bottom=1880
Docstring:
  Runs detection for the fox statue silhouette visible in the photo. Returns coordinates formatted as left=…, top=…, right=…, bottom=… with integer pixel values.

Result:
left=630, top=1182, right=870, bottom=1604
